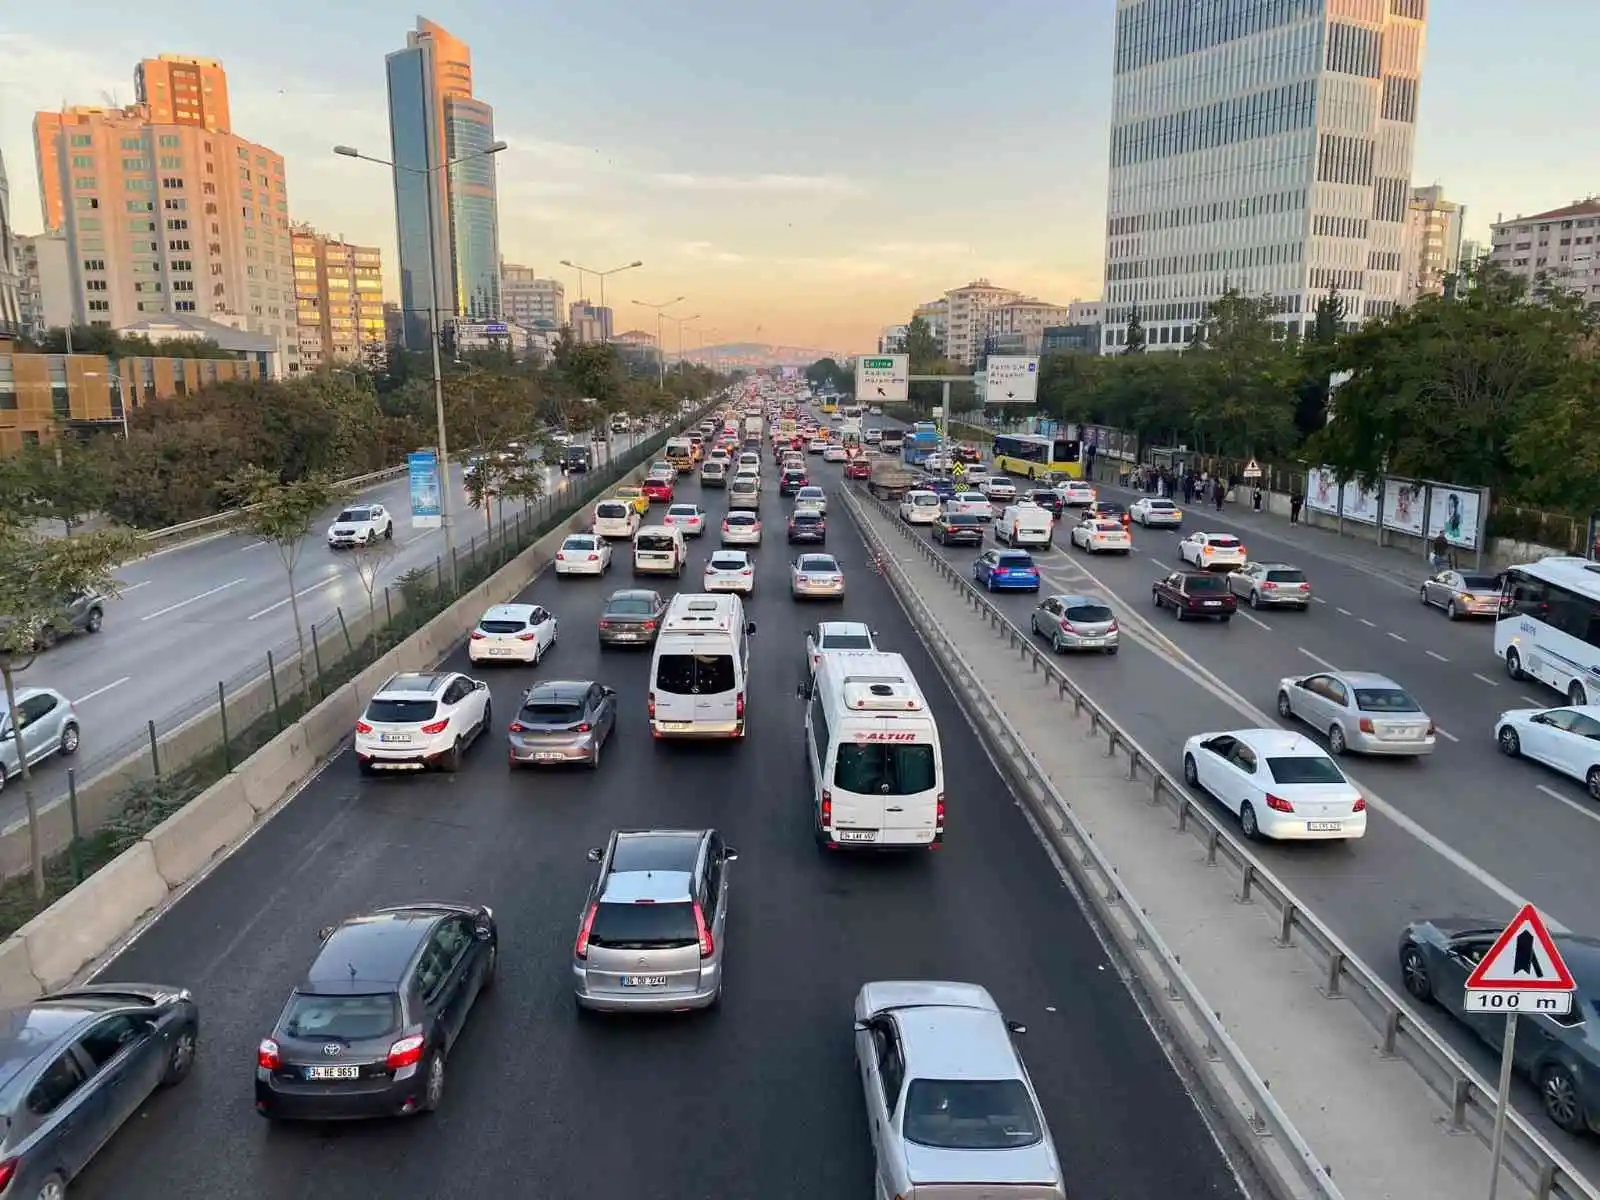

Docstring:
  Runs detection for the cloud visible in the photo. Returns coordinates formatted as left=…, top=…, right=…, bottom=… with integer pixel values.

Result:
left=649, top=171, right=862, bottom=196
left=677, top=240, right=749, bottom=264
left=869, top=240, right=975, bottom=258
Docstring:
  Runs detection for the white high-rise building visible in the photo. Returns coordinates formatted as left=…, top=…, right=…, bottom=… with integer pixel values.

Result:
left=943, top=280, right=1019, bottom=365
left=1103, top=0, right=1428, bottom=353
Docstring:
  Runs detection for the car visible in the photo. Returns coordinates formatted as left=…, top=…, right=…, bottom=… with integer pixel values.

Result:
left=560, top=445, right=591, bottom=473
left=612, top=487, right=650, bottom=515
left=591, top=498, right=641, bottom=540
left=1495, top=704, right=1600, bottom=798
left=1087, top=500, right=1130, bottom=527
left=737, top=453, right=762, bottom=475
left=980, top=478, right=1017, bottom=504
left=1030, top=593, right=1119, bottom=654
left=468, top=603, right=558, bottom=664
left=1228, top=562, right=1312, bottom=609
left=648, top=460, right=676, bottom=479
left=699, top=459, right=727, bottom=487
left=18, top=588, right=106, bottom=649
left=972, top=549, right=1041, bottom=591
left=1178, top=531, right=1247, bottom=569
left=864, top=427, right=883, bottom=444
left=256, top=902, right=497, bottom=1119
left=791, top=553, right=845, bottom=599
left=1057, top=480, right=1097, bottom=507
left=1420, top=569, right=1502, bottom=619
left=853, top=981, right=1065, bottom=1200
left=597, top=588, right=667, bottom=647
left=1027, top=488, right=1064, bottom=517
left=664, top=503, right=707, bottom=537
left=807, top=437, right=829, bottom=454
left=355, top=671, right=494, bottom=774
left=868, top=405, right=883, bottom=415
left=327, top=503, right=394, bottom=548
left=1070, top=517, right=1132, bottom=554
left=1182, top=728, right=1367, bottom=841
left=921, top=476, right=958, bottom=500
left=0, top=685, right=80, bottom=791
left=720, top=511, right=762, bottom=546
left=944, top=492, right=993, bottom=522
left=782, top=453, right=806, bottom=472
left=932, top=513, right=985, bottom=546
left=573, top=828, right=739, bottom=1012
left=554, top=534, right=612, bottom=576
left=1131, top=496, right=1183, bottom=527
left=641, top=477, right=675, bottom=504
left=958, top=467, right=991, bottom=490
left=803, top=619, right=877, bottom=670
left=509, top=679, right=617, bottom=768
left=779, top=469, right=810, bottom=496
left=823, top=445, right=848, bottom=463
left=793, top=486, right=827, bottom=515
left=845, top=458, right=871, bottom=479
left=1277, top=671, right=1435, bottom=757
left=900, top=491, right=942, bottom=525
left=1151, top=571, right=1236, bottom=620
left=787, top=510, right=827, bottom=544
left=704, top=549, right=756, bottom=594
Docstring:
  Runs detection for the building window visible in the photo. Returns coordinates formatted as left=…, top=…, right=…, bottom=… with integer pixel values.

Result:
left=70, top=155, right=95, bottom=169
left=122, top=158, right=149, bottom=171
left=161, top=177, right=184, bottom=190
left=159, top=156, right=183, bottom=170
left=158, top=134, right=181, bottom=148
left=74, top=176, right=98, bottom=190
left=82, top=259, right=106, bottom=272
left=69, top=134, right=91, bottom=148
left=120, top=137, right=144, bottom=151
left=175, top=300, right=196, bottom=312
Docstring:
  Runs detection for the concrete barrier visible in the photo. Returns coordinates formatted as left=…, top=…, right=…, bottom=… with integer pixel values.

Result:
left=20, top=840, right=169, bottom=990
left=237, top=724, right=309, bottom=816
left=0, top=937, right=41, bottom=1005
left=145, top=774, right=255, bottom=888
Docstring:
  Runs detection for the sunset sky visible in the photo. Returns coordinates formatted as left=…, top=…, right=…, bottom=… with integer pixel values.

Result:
left=3, top=1, right=1597, bottom=352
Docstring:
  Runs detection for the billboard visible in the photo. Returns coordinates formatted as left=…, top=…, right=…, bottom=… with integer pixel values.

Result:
left=408, top=451, right=442, bottom=529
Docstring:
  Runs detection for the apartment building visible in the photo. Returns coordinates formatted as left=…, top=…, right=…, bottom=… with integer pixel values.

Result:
left=11, top=233, right=72, bottom=337
left=912, top=297, right=948, bottom=341
left=501, top=264, right=564, bottom=329
left=1401, top=185, right=1464, bottom=302
left=32, top=55, right=296, bottom=374
left=878, top=323, right=908, bottom=353
left=1488, top=198, right=1600, bottom=305
left=0, top=151, right=20, bottom=339
left=569, top=301, right=613, bottom=344
left=290, top=225, right=386, bottom=371
left=943, top=280, right=1021, bottom=365
left=1103, top=0, right=1428, bottom=352
left=1067, top=299, right=1103, bottom=324
left=987, top=300, right=1071, bottom=355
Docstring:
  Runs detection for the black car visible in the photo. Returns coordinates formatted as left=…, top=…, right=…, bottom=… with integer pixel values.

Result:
left=598, top=588, right=668, bottom=647
left=788, top=511, right=827, bottom=544
left=1151, top=571, right=1236, bottom=621
left=561, top=446, right=592, bottom=473
left=779, top=469, right=809, bottom=496
left=255, top=902, right=498, bottom=1120
left=1027, top=489, right=1064, bottom=517
left=932, top=514, right=985, bottom=546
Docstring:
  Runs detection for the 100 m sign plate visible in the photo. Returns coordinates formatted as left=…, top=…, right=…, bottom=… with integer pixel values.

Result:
left=1465, top=989, right=1573, bottom=1015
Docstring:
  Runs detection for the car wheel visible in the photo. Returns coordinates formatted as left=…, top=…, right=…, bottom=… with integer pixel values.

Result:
left=1328, top=724, right=1347, bottom=756
left=85, top=608, right=104, bottom=633
left=441, top=738, right=464, bottom=773
left=1152, top=591, right=1162, bottom=609
left=385, top=522, right=394, bottom=540
left=1506, top=647, right=1524, bottom=680
left=1051, top=633, right=1066, bottom=654
left=1239, top=801, right=1262, bottom=841
left=481, top=941, right=498, bottom=989
left=1446, top=600, right=1460, bottom=621
left=1276, top=691, right=1293, bottom=719
left=1400, top=943, right=1434, bottom=1003
left=1249, top=590, right=1261, bottom=609
left=58, top=723, right=79, bottom=756
left=32, top=1174, right=66, bottom=1200
left=420, top=1050, right=446, bottom=1114
left=1172, top=601, right=1185, bottom=621
left=589, top=740, right=602, bottom=770
left=1497, top=726, right=1521, bottom=757
left=1588, top=767, right=1600, bottom=802
left=1182, top=754, right=1200, bottom=787
left=160, top=1024, right=198, bottom=1085
left=1419, top=585, right=1430, bottom=606
left=1570, top=681, right=1588, bottom=707
left=1540, top=1063, right=1586, bottom=1134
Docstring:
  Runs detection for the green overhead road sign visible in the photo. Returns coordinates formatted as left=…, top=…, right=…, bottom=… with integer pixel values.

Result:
left=856, top=353, right=909, bottom=402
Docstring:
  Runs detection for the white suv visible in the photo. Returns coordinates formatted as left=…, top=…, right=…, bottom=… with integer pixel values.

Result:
left=354, top=671, right=492, bottom=774
left=326, top=503, right=393, bottom=548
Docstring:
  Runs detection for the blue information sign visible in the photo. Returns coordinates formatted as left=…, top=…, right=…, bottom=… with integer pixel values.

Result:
left=408, top=451, right=442, bottom=529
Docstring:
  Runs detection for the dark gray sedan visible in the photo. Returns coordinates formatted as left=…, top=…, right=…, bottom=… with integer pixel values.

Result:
left=509, top=680, right=618, bottom=769
left=0, top=984, right=198, bottom=1197
left=597, top=589, right=667, bottom=648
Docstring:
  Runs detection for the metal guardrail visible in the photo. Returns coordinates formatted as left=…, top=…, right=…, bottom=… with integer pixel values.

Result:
left=136, top=464, right=409, bottom=545
left=848, top=484, right=1598, bottom=1200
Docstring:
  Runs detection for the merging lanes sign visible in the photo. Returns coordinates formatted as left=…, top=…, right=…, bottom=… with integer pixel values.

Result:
left=856, top=355, right=909, bottom=402
left=1464, top=903, right=1574, bottom=1015
left=984, top=356, right=1040, bottom=405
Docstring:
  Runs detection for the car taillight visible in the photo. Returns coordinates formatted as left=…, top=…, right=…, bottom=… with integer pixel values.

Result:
left=517, top=630, right=538, bottom=641
left=821, top=788, right=832, bottom=826
left=257, top=1038, right=281, bottom=1070
left=386, top=1033, right=425, bottom=1070
left=1353, top=796, right=1367, bottom=812
left=574, top=903, right=597, bottom=958
left=1107, top=621, right=1118, bottom=631
left=694, top=903, right=714, bottom=957
left=1265, top=794, right=1295, bottom=813
left=797, top=575, right=809, bottom=583
left=1240, top=546, right=1247, bottom=556
left=355, top=720, right=373, bottom=734
left=1060, top=620, right=1076, bottom=633
left=1358, top=718, right=1375, bottom=733
left=936, top=792, right=946, bottom=828
left=643, top=620, right=657, bottom=631
left=588, top=554, right=600, bottom=561
left=598, top=620, right=612, bottom=629
left=736, top=693, right=745, bottom=717
left=741, top=568, right=752, bottom=575
left=420, top=719, right=449, bottom=735
left=1202, top=545, right=1214, bottom=555
left=470, top=630, right=486, bottom=639
left=576, top=723, right=592, bottom=733
left=509, top=722, right=526, bottom=733
left=647, top=692, right=657, bottom=717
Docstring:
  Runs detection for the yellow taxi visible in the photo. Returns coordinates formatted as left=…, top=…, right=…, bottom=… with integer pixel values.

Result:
left=612, top=486, right=650, bottom=515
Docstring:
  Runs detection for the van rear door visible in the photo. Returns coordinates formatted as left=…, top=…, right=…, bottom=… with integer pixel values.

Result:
left=833, top=728, right=939, bottom=842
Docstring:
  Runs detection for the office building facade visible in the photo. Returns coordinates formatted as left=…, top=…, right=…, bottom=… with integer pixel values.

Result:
left=1488, top=198, right=1600, bottom=305
left=12, top=233, right=73, bottom=337
left=1103, top=0, right=1429, bottom=352
left=501, top=265, right=564, bottom=329
left=290, top=225, right=386, bottom=371
left=1401, top=184, right=1464, bottom=302
left=569, top=301, right=613, bottom=344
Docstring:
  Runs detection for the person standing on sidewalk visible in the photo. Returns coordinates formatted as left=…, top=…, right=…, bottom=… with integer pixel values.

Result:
left=1252, top=485, right=1263, bottom=512
left=1430, top=531, right=1451, bottom=571
left=1214, top=480, right=1226, bottom=511
left=1289, top=488, right=1304, bottom=525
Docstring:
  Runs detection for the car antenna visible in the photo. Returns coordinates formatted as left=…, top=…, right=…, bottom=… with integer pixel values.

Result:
left=348, top=963, right=357, bottom=980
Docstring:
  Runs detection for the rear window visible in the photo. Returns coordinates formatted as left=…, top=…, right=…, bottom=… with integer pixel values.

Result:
left=365, top=698, right=438, bottom=723
left=636, top=533, right=676, bottom=552
left=823, top=633, right=873, bottom=650
left=596, top=502, right=628, bottom=519
left=792, top=513, right=822, bottom=525
left=1065, top=604, right=1114, bottom=623
left=606, top=598, right=655, bottom=616
left=1354, top=688, right=1422, bottom=712
left=996, top=554, right=1034, bottom=568
left=283, top=992, right=400, bottom=1041
left=709, top=555, right=747, bottom=569
left=588, top=902, right=699, bottom=949
left=655, top=654, right=738, bottom=695
left=668, top=506, right=698, bottom=517
left=725, top=513, right=757, bottom=525
left=833, top=743, right=937, bottom=795
left=1209, top=536, right=1241, bottom=548
left=478, top=618, right=528, bottom=634
left=702, top=461, right=725, bottom=472
left=1266, top=755, right=1345, bottom=785
left=799, top=557, right=837, bottom=572
left=1265, top=569, right=1306, bottom=582
left=912, top=494, right=939, bottom=506
left=519, top=702, right=584, bottom=724
left=564, top=536, right=596, bottom=549
left=1146, top=499, right=1176, bottom=508
left=1182, top=575, right=1227, bottom=593
left=902, top=1079, right=1043, bottom=1150
left=733, top=480, right=757, bottom=492
left=943, top=515, right=981, bottom=527
left=1460, top=574, right=1498, bottom=589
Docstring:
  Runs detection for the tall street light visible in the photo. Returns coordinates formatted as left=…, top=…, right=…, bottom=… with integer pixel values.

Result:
left=633, top=297, right=685, bottom=389
left=334, top=139, right=507, bottom=583
left=558, top=259, right=642, bottom=341
left=673, top=314, right=701, bottom=372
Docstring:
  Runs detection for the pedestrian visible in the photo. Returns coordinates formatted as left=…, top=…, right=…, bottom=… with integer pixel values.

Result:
left=1214, top=482, right=1225, bottom=511
left=1289, top=488, right=1304, bottom=525
left=1430, top=531, right=1450, bottom=572
left=1252, top=486, right=1263, bottom=512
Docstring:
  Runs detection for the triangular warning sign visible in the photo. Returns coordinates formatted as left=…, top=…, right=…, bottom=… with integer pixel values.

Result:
left=1465, top=905, right=1575, bottom=992
left=1245, top=459, right=1260, bottom=472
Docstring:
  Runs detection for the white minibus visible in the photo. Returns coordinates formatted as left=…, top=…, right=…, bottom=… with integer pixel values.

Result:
left=649, top=595, right=756, bottom=738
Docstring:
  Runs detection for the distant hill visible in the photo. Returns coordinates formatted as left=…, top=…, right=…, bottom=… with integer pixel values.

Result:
left=699, top=342, right=845, bottom=367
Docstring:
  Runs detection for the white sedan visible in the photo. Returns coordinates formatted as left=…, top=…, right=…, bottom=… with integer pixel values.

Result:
left=793, top=486, right=828, bottom=515
left=663, top=503, right=707, bottom=537
left=823, top=445, right=848, bottom=463
left=1131, top=496, right=1184, bottom=527
left=804, top=619, right=876, bottom=670
left=468, top=603, right=558, bottom=664
left=1495, top=705, right=1600, bottom=799
left=807, top=437, right=829, bottom=454
left=899, top=491, right=943, bottom=525
left=554, top=534, right=612, bottom=576
left=980, top=478, right=1017, bottom=504
left=721, top=512, right=762, bottom=545
left=1069, top=518, right=1132, bottom=554
left=959, top=467, right=992, bottom=490
left=1181, top=728, right=1367, bottom=842
left=944, top=492, right=993, bottom=522
left=704, top=549, right=755, bottom=594
left=1056, top=480, right=1096, bottom=507
left=1178, top=531, right=1247, bottom=569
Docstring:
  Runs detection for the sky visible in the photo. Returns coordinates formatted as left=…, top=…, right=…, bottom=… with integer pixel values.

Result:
left=2, top=1, right=1597, bottom=354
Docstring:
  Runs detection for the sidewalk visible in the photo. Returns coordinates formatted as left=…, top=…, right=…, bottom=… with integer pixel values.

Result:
left=845, top=488, right=1514, bottom=1200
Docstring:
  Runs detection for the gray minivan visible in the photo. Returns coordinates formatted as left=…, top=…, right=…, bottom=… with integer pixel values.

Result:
left=729, top=476, right=760, bottom=510
left=699, top=459, right=727, bottom=487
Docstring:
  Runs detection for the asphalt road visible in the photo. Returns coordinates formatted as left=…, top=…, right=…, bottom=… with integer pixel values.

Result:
left=5, top=432, right=649, bottom=828
left=71, top=462, right=1246, bottom=1200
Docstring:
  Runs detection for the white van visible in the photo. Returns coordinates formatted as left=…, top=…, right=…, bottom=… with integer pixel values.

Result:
left=649, top=594, right=757, bottom=739
left=592, top=498, right=640, bottom=540
left=996, top=503, right=1054, bottom=547
left=729, top=475, right=761, bottom=510
left=800, top=651, right=944, bottom=850
left=632, top=525, right=687, bottom=577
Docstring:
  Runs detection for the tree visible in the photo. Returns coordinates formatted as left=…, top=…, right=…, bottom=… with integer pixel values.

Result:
left=1122, top=305, right=1146, bottom=355
left=903, top=317, right=942, bottom=371
left=227, top=469, right=347, bottom=701
left=347, top=534, right=399, bottom=661
left=0, top=521, right=137, bottom=897
left=1185, top=289, right=1299, bottom=459
left=464, top=455, right=510, bottom=536
left=18, top=438, right=114, bottom=534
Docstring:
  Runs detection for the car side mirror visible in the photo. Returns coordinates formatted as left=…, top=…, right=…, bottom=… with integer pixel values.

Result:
left=1005, top=1020, right=1028, bottom=1035
left=853, top=1019, right=870, bottom=1032
left=603, top=686, right=616, bottom=697
left=723, top=848, right=739, bottom=862
left=1529, top=714, right=1548, bottom=726
left=473, top=924, right=493, bottom=941
left=317, top=924, right=336, bottom=941
left=746, top=621, right=757, bottom=634
left=586, top=847, right=604, bottom=863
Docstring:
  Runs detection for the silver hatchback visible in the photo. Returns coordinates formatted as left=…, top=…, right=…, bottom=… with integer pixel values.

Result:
left=791, top=553, right=845, bottom=599
left=0, top=686, right=80, bottom=793
left=508, top=679, right=617, bottom=769
left=1030, top=594, right=1118, bottom=654
left=1276, top=670, right=1435, bottom=757
left=573, top=829, right=738, bottom=1013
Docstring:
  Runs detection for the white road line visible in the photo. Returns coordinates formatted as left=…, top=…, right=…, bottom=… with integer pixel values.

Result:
left=1336, top=607, right=1353, bottom=616
left=1296, top=646, right=1339, bottom=671
left=1238, top=612, right=1272, bottom=631
left=1536, top=784, right=1600, bottom=828
left=1147, top=556, right=1168, bottom=568
left=1472, top=673, right=1499, bottom=687
left=116, top=581, right=151, bottom=595
left=246, top=574, right=342, bottom=621
left=1312, top=596, right=1327, bottom=605
left=1435, top=728, right=1459, bottom=743
left=1359, top=618, right=1376, bottom=628
left=1520, top=694, right=1546, bottom=707
left=73, top=676, right=130, bottom=705
left=1387, top=631, right=1407, bottom=642
left=239, top=540, right=269, bottom=552
left=140, top=577, right=247, bottom=621
left=1426, top=650, right=1449, bottom=662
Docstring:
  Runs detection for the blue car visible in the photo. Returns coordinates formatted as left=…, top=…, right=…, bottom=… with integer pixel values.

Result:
left=973, top=549, right=1042, bottom=591
left=922, top=476, right=957, bottom=499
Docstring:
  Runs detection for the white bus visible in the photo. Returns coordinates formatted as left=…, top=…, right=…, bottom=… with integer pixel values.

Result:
left=1496, top=557, right=1600, bottom=706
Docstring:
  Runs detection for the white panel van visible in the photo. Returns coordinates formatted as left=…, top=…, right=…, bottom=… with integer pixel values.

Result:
left=996, top=503, right=1054, bottom=547
left=593, top=499, right=641, bottom=540
left=649, top=594, right=756, bottom=739
left=800, top=651, right=943, bottom=850
left=633, top=525, right=687, bottom=577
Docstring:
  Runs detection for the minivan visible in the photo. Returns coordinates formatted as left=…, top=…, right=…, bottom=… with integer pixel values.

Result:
left=593, top=499, right=640, bottom=540
left=632, top=525, right=687, bottom=578
left=700, top=459, right=727, bottom=487
left=648, top=594, right=756, bottom=738
left=729, top=476, right=760, bottom=510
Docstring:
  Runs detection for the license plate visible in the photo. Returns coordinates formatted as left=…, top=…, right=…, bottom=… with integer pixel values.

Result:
left=1204, top=601, right=1221, bottom=607
left=380, top=733, right=412, bottom=743
left=1079, top=638, right=1105, bottom=647
left=837, top=829, right=878, bottom=843
left=659, top=721, right=692, bottom=731
left=1306, top=821, right=1342, bottom=832
left=305, top=1065, right=361, bottom=1080
left=622, top=975, right=668, bottom=987
left=534, top=752, right=564, bottom=761
left=486, top=647, right=510, bottom=656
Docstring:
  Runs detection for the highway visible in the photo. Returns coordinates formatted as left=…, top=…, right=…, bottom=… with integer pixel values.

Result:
left=8, top=431, right=649, bottom=828
left=72, top=460, right=1245, bottom=1200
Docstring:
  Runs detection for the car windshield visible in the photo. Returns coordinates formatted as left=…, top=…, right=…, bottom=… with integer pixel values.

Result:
left=1182, top=575, right=1228, bottom=593
left=519, top=701, right=584, bottom=724
left=283, top=992, right=400, bottom=1041
left=365, top=698, right=438, bottom=723
left=1265, top=755, right=1346, bottom=785
left=588, top=901, right=698, bottom=950
left=605, top=598, right=656, bottom=617
left=655, top=654, right=737, bottom=695
left=833, top=742, right=937, bottom=794
left=1065, top=604, right=1114, bottom=623
left=1354, top=688, right=1422, bottom=713
left=901, top=1079, right=1044, bottom=1150
left=336, top=508, right=373, bottom=523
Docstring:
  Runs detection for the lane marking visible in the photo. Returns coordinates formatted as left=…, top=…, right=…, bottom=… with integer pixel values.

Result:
left=1336, top=607, right=1352, bottom=616
left=1238, top=612, right=1272, bottom=631
left=114, top=581, right=150, bottom=595
left=246, top=573, right=343, bottom=621
left=140, top=577, right=247, bottom=621
left=1387, top=631, right=1406, bottom=642
left=73, top=676, right=130, bottom=705
left=1520, top=694, right=1546, bottom=707
left=1312, top=596, right=1327, bottom=605
left=1296, top=646, right=1339, bottom=671
left=1359, top=618, right=1376, bottom=628
left=1536, top=784, right=1600, bottom=828
left=1426, top=650, right=1448, bottom=662
left=240, top=540, right=269, bottom=552
left=1472, top=673, right=1499, bottom=687
left=1147, top=556, right=1168, bottom=569
left=1435, top=728, right=1459, bottom=743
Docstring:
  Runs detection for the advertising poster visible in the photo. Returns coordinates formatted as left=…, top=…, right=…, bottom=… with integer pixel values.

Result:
left=408, top=451, right=442, bottom=529
left=1306, top=467, right=1340, bottom=515
left=1340, top=478, right=1380, bottom=525
left=1426, top=485, right=1480, bottom=550
left=1382, top=479, right=1426, bottom=537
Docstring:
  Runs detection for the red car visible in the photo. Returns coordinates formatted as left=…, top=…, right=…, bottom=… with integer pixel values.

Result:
left=641, top=477, right=675, bottom=503
left=845, top=459, right=871, bottom=479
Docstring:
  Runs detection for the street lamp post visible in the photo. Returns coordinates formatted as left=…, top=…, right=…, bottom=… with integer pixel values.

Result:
left=673, top=314, right=701, bottom=373
left=559, top=260, right=643, bottom=342
left=334, top=140, right=507, bottom=585
left=633, top=297, right=685, bottom=390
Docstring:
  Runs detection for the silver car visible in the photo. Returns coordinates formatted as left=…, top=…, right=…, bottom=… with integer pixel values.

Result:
left=1419, top=569, right=1502, bottom=619
left=721, top=511, right=762, bottom=545
left=1030, top=594, right=1118, bottom=654
left=1227, top=562, right=1312, bottom=609
left=1276, top=670, right=1436, bottom=757
left=0, top=686, right=80, bottom=793
left=509, top=679, right=617, bottom=768
left=791, top=553, right=845, bottom=599
left=853, top=981, right=1065, bottom=1200
left=573, top=828, right=738, bottom=1013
